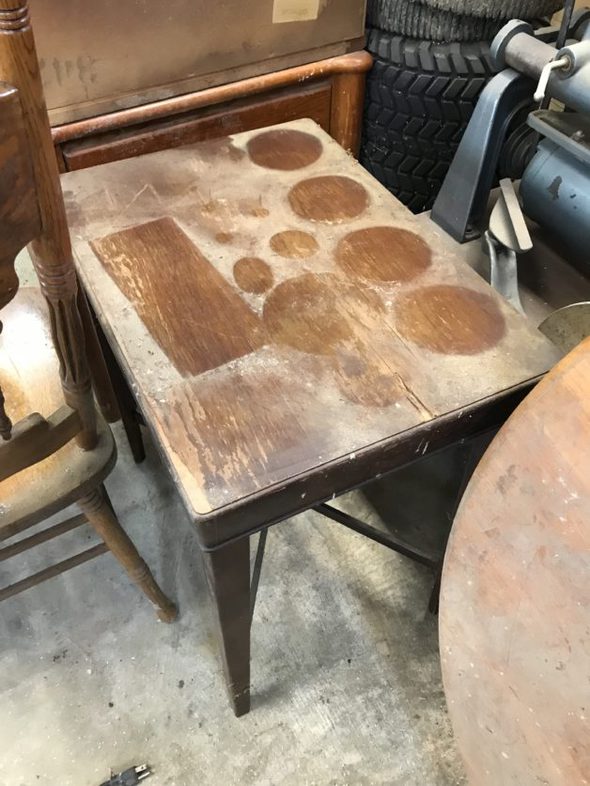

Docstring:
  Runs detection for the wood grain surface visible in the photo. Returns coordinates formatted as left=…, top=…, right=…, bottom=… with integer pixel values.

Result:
left=61, top=82, right=333, bottom=171
left=63, top=119, right=560, bottom=544
left=0, top=82, right=40, bottom=312
left=0, top=288, right=115, bottom=539
left=51, top=51, right=373, bottom=144
left=0, top=0, right=97, bottom=448
left=288, top=175, right=369, bottom=223
left=440, top=338, right=590, bottom=786
left=247, top=128, right=323, bottom=171
left=91, top=217, right=264, bottom=376
left=233, top=257, right=274, bottom=294
left=269, top=230, right=319, bottom=258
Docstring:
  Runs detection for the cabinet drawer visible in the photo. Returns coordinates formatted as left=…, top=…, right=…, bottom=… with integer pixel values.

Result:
left=62, top=81, right=332, bottom=171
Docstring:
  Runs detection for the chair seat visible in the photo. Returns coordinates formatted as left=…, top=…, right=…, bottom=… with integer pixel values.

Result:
left=62, top=119, right=560, bottom=547
left=0, top=288, right=116, bottom=540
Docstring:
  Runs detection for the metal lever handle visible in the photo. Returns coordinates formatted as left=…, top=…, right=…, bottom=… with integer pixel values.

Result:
left=534, top=56, right=570, bottom=101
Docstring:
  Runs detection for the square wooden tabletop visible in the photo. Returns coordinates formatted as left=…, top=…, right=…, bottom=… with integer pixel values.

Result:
left=62, top=119, right=560, bottom=546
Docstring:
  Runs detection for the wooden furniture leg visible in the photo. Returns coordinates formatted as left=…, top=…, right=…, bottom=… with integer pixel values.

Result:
left=330, top=68, right=367, bottom=156
left=77, top=286, right=120, bottom=424
left=78, top=484, right=177, bottom=622
left=91, top=306, right=146, bottom=464
left=202, top=537, right=251, bottom=717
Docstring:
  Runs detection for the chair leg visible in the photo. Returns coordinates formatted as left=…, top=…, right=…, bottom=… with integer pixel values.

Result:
left=202, top=537, right=251, bottom=717
left=78, top=485, right=177, bottom=623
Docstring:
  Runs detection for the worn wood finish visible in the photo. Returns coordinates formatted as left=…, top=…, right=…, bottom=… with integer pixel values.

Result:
left=0, top=287, right=176, bottom=620
left=91, top=217, right=264, bottom=377
left=0, top=10, right=176, bottom=621
left=61, top=82, right=332, bottom=171
left=330, top=69, right=366, bottom=155
left=90, top=302, right=146, bottom=464
left=233, top=257, right=274, bottom=295
left=202, top=537, right=251, bottom=716
left=63, top=118, right=562, bottom=716
left=78, top=484, right=178, bottom=623
left=440, top=338, right=590, bottom=786
left=0, top=81, right=40, bottom=314
left=0, top=0, right=96, bottom=448
left=288, top=174, right=370, bottom=222
left=269, top=229, right=319, bottom=259
left=0, top=79, right=40, bottom=439
left=65, top=119, right=561, bottom=550
left=77, top=285, right=120, bottom=423
left=51, top=52, right=373, bottom=145
left=247, top=128, right=323, bottom=171
left=0, top=287, right=117, bottom=542
left=0, top=404, right=80, bottom=482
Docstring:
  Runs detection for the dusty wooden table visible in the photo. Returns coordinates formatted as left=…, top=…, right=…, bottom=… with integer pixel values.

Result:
left=63, top=119, right=560, bottom=714
left=440, top=338, right=590, bottom=785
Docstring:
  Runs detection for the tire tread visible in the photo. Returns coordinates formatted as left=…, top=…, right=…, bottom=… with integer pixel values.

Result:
left=361, top=30, right=495, bottom=212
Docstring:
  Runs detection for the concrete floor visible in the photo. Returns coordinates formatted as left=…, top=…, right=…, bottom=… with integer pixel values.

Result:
left=1, top=251, right=469, bottom=785
left=0, top=421, right=466, bottom=786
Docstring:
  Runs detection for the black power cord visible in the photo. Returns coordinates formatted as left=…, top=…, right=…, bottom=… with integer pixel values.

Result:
left=99, top=763, right=151, bottom=786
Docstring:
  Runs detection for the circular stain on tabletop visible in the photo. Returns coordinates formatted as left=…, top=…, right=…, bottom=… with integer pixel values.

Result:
left=270, top=230, right=319, bottom=258
left=396, top=285, right=505, bottom=355
left=288, top=176, right=369, bottom=223
left=336, top=226, right=432, bottom=283
left=233, top=257, right=274, bottom=295
left=263, top=272, right=384, bottom=356
left=247, top=129, right=323, bottom=170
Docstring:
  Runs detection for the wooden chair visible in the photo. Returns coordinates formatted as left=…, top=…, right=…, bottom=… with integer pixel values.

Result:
left=0, top=16, right=176, bottom=621
left=0, top=1, right=561, bottom=715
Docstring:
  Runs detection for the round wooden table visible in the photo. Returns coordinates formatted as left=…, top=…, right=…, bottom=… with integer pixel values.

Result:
left=440, top=338, right=590, bottom=785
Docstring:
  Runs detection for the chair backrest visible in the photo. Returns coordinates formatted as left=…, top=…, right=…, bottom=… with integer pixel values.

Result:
left=0, top=0, right=97, bottom=479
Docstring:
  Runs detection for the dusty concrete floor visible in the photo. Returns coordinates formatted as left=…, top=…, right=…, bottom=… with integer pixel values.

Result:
left=1, top=253, right=466, bottom=785
left=0, top=422, right=467, bottom=786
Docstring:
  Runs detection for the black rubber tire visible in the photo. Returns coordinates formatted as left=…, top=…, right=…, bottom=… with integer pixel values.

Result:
left=366, top=0, right=564, bottom=42
left=404, top=0, right=563, bottom=18
left=366, top=0, right=509, bottom=41
left=361, top=31, right=496, bottom=213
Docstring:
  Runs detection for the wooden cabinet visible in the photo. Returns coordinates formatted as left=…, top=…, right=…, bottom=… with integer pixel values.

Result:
left=53, top=52, right=372, bottom=172
left=31, top=0, right=366, bottom=125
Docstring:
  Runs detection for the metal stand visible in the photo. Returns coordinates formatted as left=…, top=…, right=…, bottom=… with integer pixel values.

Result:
left=248, top=432, right=498, bottom=620
left=314, top=503, right=438, bottom=568
left=431, top=70, right=534, bottom=242
left=250, top=528, right=268, bottom=621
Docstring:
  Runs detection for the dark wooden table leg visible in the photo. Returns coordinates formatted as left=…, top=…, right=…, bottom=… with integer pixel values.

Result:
left=77, top=286, right=120, bottom=424
left=202, top=537, right=251, bottom=717
left=90, top=306, right=146, bottom=464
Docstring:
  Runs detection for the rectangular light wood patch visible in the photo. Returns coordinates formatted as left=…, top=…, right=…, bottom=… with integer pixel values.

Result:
left=90, top=217, right=264, bottom=377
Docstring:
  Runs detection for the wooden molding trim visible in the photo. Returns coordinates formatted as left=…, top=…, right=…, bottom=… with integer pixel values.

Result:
left=52, top=51, right=373, bottom=144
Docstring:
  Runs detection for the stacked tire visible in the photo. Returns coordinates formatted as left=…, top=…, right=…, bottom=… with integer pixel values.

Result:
left=361, top=0, right=564, bottom=213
